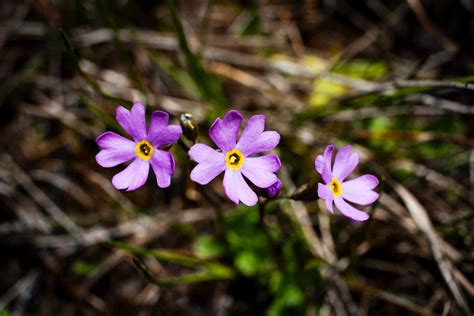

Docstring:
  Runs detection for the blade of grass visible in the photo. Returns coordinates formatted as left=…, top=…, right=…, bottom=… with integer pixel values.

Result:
left=132, top=257, right=234, bottom=286
left=80, top=96, right=121, bottom=133
left=59, top=29, right=131, bottom=106
left=109, top=241, right=234, bottom=278
left=149, top=52, right=200, bottom=99
left=109, top=240, right=204, bottom=268
left=393, top=182, right=472, bottom=315
left=96, top=0, right=148, bottom=105
left=165, top=0, right=227, bottom=116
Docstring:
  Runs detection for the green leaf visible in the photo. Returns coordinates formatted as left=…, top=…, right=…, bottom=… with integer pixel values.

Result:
left=108, top=240, right=203, bottom=268
left=150, top=53, right=201, bottom=99
left=269, top=271, right=283, bottom=293
left=368, top=116, right=396, bottom=151
left=22, top=55, right=44, bottom=75
left=309, top=78, right=348, bottom=108
left=281, top=284, right=304, bottom=306
left=72, top=260, right=96, bottom=276
left=193, top=234, right=225, bottom=259
left=133, top=257, right=234, bottom=286
left=235, top=250, right=260, bottom=276
left=332, top=59, right=388, bottom=80
left=109, top=241, right=233, bottom=275
left=233, top=9, right=260, bottom=36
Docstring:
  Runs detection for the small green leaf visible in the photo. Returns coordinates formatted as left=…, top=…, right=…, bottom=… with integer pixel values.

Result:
left=72, top=260, right=96, bottom=276
left=235, top=251, right=259, bottom=276
left=108, top=241, right=203, bottom=268
left=332, top=59, right=388, bottom=80
left=22, top=55, right=44, bottom=75
left=269, top=271, right=283, bottom=293
left=309, top=78, right=348, bottom=107
left=193, top=234, right=225, bottom=259
left=150, top=53, right=200, bottom=99
left=281, top=284, right=305, bottom=306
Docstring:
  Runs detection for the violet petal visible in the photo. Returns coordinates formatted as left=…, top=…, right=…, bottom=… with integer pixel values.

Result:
left=96, top=131, right=134, bottom=149
left=315, top=155, right=324, bottom=173
left=190, top=162, right=225, bottom=185
left=95, top=132, right=136, bottom=167
left=334, top=197, right=369, bottom=221
left=241, top=154, right=281, bottom=188
left=325, top=195, right=334, bottom=213
left=112, top=158, right=150, bottom=191
left=189, top=144, right=226, bottom=185
left=223, top=169, right=258, bottom=206
left=318, top=183, right=334, bottom=212
left=321, top=145, right=334, bottom=183
left=317, top=183, right=331, bottom=200
left=96, top=149, right=135, bottom=168
left=148, top=111, right=182, bottom=147
left=236, top=115, right=280, bottom=156
left=116, top=102, right=147, bottom=141
left=189, top=143, right=224, bottom=164
left=150, top=149, right=175, bottom=188
left=341, top=175, right=379, bottom=205
left=209, top=110, right=242, bottom=151
left=333, top=145, right=359, bottom=181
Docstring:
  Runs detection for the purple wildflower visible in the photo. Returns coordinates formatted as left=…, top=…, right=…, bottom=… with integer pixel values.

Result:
left=261, top=179, right=282, bottom=199
left=316, top=145, right=379, bottom=221
left=95, top=102, right=182, bottom=191
left=189, top=110, right=281, bottom=206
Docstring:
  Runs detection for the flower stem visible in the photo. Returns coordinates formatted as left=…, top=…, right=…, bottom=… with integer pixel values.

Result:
left=258, top=199, right=283, bottom=269
left=177, top=138, right=226, bottom=236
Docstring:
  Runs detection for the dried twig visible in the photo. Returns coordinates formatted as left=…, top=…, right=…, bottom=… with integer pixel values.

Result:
left=0, top=270, right=39, bottom=311
left=393, top=182, right=471, bottom=315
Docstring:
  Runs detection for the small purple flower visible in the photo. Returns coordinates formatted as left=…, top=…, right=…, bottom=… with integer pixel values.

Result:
left=261, top=179, right=282, bottom=199
left=189, top=110, right=281, bottom=206
left=96, top=102, right=182, bottom=191
left=316, top=145, right=379, bottom=221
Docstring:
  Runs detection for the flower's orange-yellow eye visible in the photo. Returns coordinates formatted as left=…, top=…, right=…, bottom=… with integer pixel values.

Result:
left=225, top=149, right=244, bottom=170
left=329, top=178, right=342, bottom=197
left=136, top=140, right=154, bottom=160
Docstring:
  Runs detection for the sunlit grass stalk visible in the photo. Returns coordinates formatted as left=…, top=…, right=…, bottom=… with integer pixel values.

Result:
left=165, top=0, right=228, bottom=116
left=109, top=241, right=235, bottom=286
left=132, top=257, right=234, bottom=286
left=96, top=0, right=149, bottom=105
left=59, top=29, right=130, bottom=104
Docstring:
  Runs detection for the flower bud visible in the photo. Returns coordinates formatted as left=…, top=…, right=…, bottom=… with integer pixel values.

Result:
left=180, top=113, right=199, bottom=142
left=260, top=179, right=282, bottom=199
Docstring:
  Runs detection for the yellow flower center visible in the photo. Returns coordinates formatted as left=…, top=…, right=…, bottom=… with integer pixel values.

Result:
left=135, top=140, right=154, bottom=160
left=330, top=178, right=342, bottom=197
left=225, top=149, right=244, bottom=170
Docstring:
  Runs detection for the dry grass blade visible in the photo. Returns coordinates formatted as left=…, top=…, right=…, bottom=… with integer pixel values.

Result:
left=350, top=281, right=433, bottom=315
left=30, top=169, right=94, bottom=209
left=393, top=182, right=472, bottom=315
left=1, top=154, right=80, bottom=235
left=280, top=167, right=359, bottom=315
left=0, top=270, right=39, bottom=311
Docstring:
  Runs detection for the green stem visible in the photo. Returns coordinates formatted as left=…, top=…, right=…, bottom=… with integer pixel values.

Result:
left=177, top=138, right=226, bottom=236
left=258, top=199, right=283, bottom=269
left=132, top=257, right=234, bottom=286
